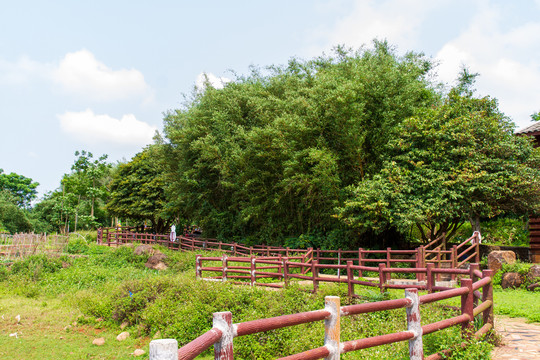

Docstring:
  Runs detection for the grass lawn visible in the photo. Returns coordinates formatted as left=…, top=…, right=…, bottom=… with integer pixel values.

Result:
left=493, top=288, right=540, bottom=323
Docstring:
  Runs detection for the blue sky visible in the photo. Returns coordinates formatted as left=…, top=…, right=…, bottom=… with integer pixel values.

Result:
left=1, top=0, right=539, bottom=197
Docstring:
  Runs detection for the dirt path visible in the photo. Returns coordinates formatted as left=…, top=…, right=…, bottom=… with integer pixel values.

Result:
left=491, top=315, right=540, bottom=359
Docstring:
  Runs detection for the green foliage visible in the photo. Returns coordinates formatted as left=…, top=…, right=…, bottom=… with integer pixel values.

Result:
left=0, top=169, right=39, bottom=208
left=492, top=261, right=534, bottom=288
left=337, top=82, right=540, bottom=244
left=106, top=145, right=172, bottom=233
left=0, top=192, right=33, bottom=233
left=163, top=41, right=438, bottom=244
left=494, top=289, right=540, bottom=322
left=10, top=254, right=63, bottom=280
left=480, top=217, right=529, bottom=246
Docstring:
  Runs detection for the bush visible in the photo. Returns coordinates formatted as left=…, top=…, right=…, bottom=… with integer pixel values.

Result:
left=10, top=254, right=62, bottom=280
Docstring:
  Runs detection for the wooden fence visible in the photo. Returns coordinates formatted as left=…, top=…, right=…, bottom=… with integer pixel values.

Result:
left=97, top=228, right=481, bottom=275
left=174, top=266, right=494, bottom=360
left=0, top=233, right=68, bottom=261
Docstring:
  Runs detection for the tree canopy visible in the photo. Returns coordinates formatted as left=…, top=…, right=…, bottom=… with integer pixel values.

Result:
left=162, top=42, right=439, bottom=244
left=336, top=81, right=540, bottom=243
left=0, top=169, right=39, bottom=208
left=106, top=145, right=172, bottom=233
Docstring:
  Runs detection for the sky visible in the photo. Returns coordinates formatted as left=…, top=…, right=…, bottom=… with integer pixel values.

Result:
left=1, top=0, right=539, bottom=198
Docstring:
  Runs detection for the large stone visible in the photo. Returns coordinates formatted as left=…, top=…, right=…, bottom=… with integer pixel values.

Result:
left=134, top=245, right=155, bottom=256
left=133, top=349, right=145, bottom=356
left=487, top=251, right=516, bottom=272
left=145, top=253, right=168, bottom=270
left=92, top=337, right=105, bottom=346
left=501, top=272, right=523, bottom=289
left=528, top=265, right=540, bottom=281
left=116, top=331, right=130, bottom=341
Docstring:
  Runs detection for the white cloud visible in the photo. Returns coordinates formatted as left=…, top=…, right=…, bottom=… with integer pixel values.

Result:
left=53, top=50, right=152, bottom=102
left=316, top=0, right=439, bottom=51
left=58, top=109, right=157, bottom=146
left=195, top=72, right=231, bottom=91
left=0, top=50, right=152, bottom=102
left=433, top=5, right=540, bottom=127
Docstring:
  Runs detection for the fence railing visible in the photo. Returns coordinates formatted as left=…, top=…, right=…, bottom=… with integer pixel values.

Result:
left=0, top=233, right=68, bottom=261
left=167, top=267, right=493, bottom=360
left=97, top=228, right=481, bottom=274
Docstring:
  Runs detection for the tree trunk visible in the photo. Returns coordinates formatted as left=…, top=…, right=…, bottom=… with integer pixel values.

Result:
left=470, top=216, right=481, bottom=233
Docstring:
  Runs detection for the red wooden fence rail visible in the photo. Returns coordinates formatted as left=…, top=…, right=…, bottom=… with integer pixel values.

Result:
left=97, top=228, right=482, bottom=274
left=175, top=269, right=494, bottom=360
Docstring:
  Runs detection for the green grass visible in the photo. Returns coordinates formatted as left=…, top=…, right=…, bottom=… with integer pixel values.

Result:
left=494, top=289, right=540, bottom=323
left=0, top=242, right=497, bottom=359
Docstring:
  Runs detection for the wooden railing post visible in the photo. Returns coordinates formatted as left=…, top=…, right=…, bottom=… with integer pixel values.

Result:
left=460, top=278, right=474, bottom=338
left=470, top=263, right=480, bottom=308
left=149, top=339, right=178, bottom=360
left=451, top=245, right=458, bottom=281
left=222, top=254, right=228, bottom=282
left=426, top=263, right=434, bottom=293
left=312, top=260, right=319, bottom=294
left=250, top=256, right=256, bottom=286
left=386, top=247, right=391, bottom=268
left=405, top=288, right=423, bottom=360
left=337, top=249, right=341, bottom=278
left=346, top=261, right=354, bottom=297
left=324, top=296, right=340, bottom=360
left=358, top=248, right=364, bottom=277
left=196, top=255, right=202, bottom=279
left=482, top=269, right=494, bottom=328
left=378, top=263, right=386, bottom=293
left=283, top=257, right=289, bottom=287
left=213, top=311, right=233, bottom=360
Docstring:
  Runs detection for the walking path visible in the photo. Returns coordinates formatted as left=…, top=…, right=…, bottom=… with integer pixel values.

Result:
left=492, top=315, right=540, bottom=359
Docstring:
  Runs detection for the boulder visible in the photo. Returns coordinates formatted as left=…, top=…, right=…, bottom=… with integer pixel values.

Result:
left=487, top=251, right=516, bottom=272
left=133, top=349, right=145, bottom=356
left=92, top=337, right=105, bottom=346
left=501, top=272, right=522, bottom=289
left=120, top=321, right=129, bottom=330
left=528, top=265, right=540, bottom=281
left=116, top=331, right=130, bottom=341
left=145, top=253, right=168, bottom=270
left=134, top=245, right=155, bottom=256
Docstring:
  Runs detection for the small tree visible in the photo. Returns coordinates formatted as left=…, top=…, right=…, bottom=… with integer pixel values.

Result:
left=337, top=82, right=540, bottom=244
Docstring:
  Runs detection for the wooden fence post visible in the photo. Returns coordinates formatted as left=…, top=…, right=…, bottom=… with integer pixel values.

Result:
left=250, top=256, right=256, bottom=286
left=222, top=254, right=228, bottom=282
left=378, top=263, right=386, bottom=293
left=196, top=255, right=202, bottom=279
left=213, top=311, right=233, bottom=360
left=346, top=261, right=354, bottom=297
left=470, top=263, right=480, bottom=308
left=460, top=278, right=474, bottom=337
left=482, top=269, right=494, bottom=328
left=312, top=260, right=319, bottom=294
left=283, top=257, right=289, bottom=287
left=426, top=263, right=434, bottom=293
left=337, top=249, right=341, bottom=278
left=405, top=288, right=423, bottom=360
left=324, top=296, right=340, bottom=360
left=451, top=245, right=458, bottom=281
left=358, top=248, right=364, bottom=277
left=386, top=247, right=392, bottom=268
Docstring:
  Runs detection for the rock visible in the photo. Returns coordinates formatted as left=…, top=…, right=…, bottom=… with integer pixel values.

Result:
left=487, top=251, right=516, bottom=272
left=134, top=245, right=155, bottom=256
left=527, top=283, right=539, bottom=291
left=501, top=272, right=523, bottom=289
left=145, top=253, right=168, bottom=270
left=120, top=321, right=129, bottom=330
left=133, top=349, right=145, bottom=356
left=528, top=265, right=540, bottom=281
left=152, top=331, right=162, bottom=339
left=116, top=331, right=130, bottom=341
left=93, top=337, right=105, bottom=346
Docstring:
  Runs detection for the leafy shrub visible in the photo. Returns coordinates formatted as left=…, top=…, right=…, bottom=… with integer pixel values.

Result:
left=66, top=237, right=90, bottom=254
left=492, top=261, right=534, bottom=288
left=10, top=254, right=62, bottom=280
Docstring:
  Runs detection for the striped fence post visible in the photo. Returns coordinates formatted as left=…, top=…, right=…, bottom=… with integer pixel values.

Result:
left=461, top=278, right=474, bottom=337
left=213, top=312, right=233, bottom=360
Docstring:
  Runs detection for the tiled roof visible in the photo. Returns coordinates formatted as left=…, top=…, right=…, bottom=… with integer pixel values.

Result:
left=516, top=122, right=540, bottom=134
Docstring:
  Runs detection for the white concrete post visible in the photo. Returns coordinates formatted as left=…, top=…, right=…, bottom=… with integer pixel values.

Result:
left=149, top=339, right=178, bottom=360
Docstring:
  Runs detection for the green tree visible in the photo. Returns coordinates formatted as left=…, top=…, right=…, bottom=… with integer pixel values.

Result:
left=106, top=145, right=172, bottom=233
left=163, top=42, right=438, bottom=244
left=0, top=169, right=39, bottom=208
left=0, top=191, right=33, bottom=233
left=336, top=81, right=540, bottom=244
